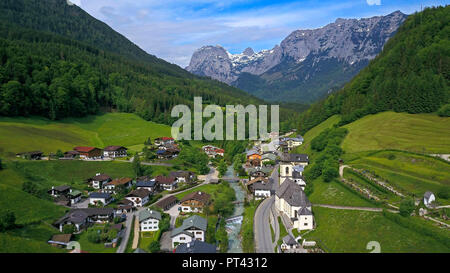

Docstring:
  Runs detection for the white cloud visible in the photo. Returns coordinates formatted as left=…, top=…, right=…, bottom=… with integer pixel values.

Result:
left=366, top=0, right=381, bottom=6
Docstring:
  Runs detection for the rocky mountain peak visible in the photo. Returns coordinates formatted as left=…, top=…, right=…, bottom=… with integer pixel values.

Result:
left=243, top=47, right=255, bottom=56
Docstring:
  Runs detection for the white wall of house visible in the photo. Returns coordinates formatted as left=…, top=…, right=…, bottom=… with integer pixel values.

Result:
left=89, top=197, right=109, bottom=205
left=294, top=215, right=314, bottom=231
left=181, top=206, right=202, bottom=213
left=140, top=218, right=159, bottom=232
left=172, top=233, right=194, bottom=248
left=254, top=190, right=271, bottom=200
left=424, top=194, right=436, bottom=208
left=125, top=196, right=149, bottom=207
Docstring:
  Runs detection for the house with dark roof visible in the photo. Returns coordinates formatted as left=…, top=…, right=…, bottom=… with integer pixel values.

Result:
left=281, top=234, right=300, bottom=251
left=175, top=240, right=217, bottom=253
left=155, top=195, right=178, bottom=211
left=54, top=208, right=114, bottom=232
left=48, top=185, right=71, bottom=197
left=89, top=192, right=113, bottom=206
left=89, top=173, right=112, bottom=189
left=155, top=176, right=178, bottom=191
left=275, top=178, right=313, bottom=231
left=424, top=191, right=436, bottom=208
left=138, top=209, right=162, bottom=232
left=73, top=147, right=102, bottom=159
left=136, top=176, right=157, bottom=192
left=103, top=146, right=128, bottom=158
left=180, top=191, right=211, bottom=213
left=171, top=215, right=207, bottom=248
left=169, top=171, right=196, bottom=184
left=246, top=178, right=273, bottom=200
left=63, top=150, right=79, bottom=160
left=125, top=189, right=151, bottom=207
left=16, top=151, right=43, bottom=160
left=280, top=153, right=309, bottom=184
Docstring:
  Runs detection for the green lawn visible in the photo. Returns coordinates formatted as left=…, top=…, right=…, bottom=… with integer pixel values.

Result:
left=308, top=178, right=378, bottom=207
left=0, top=232, right=65, bottom=253
left=342, top=112, right=450, bottom=154
left=294, top=115, right=341, bottom=154
left=0, top=113, right=171, bottom=157
left=174, top=184, right=219, bottom=199
left=138, top=231, right=161, bottom=251
left=241, top=200, right=259, bottom=253
left=73, top=225, right=117, bottom=253
left=304, top=207, right=450, bottom=253
left=348, top=150, right=450, bottom=204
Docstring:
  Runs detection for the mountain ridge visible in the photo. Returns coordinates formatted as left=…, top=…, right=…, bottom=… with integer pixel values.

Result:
left=187, top=10, right=408, bottom=102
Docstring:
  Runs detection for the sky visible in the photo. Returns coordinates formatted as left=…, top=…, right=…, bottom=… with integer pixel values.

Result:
left=70, top=0, right=449, bottom=67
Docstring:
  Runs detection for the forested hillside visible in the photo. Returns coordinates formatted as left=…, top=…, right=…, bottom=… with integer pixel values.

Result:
left=298, top=6, right=449, bottom=134
left=0, top=0, right=283, bottom=125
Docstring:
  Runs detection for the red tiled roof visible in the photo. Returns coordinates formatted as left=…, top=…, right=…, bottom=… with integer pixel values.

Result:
left=215, top=149, right=224, bottom=153
left=74, top=146, right=98, bottom=153
left=161, top=137, right=174, bottom=141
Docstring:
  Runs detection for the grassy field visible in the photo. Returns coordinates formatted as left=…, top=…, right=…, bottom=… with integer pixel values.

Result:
left=138, top=231, right=161, bottom=251
left=241, top=200, right=259, bottom=253
left=347, top=150, right=450, bottom=204
left=308, top=177, right=378, bottom=207
left=0, top=113, right=171, bottom=157
left=342, top=112, right=450, bottom=154
left=294, top=115, right=341, bottom=154
left=305, top=207, right=450, bottom=253
left=174, top=184, right=219, bottom=200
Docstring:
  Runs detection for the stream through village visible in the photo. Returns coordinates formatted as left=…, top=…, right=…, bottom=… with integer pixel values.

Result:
left=225, top=165, right=245, bottom=253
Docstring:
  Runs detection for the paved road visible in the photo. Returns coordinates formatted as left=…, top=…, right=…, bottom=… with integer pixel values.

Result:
left=254, top=165, right=280, bottom=253
left=254, top=196, right=275, bottom=253
left=117, top=213, right=134, bottom=253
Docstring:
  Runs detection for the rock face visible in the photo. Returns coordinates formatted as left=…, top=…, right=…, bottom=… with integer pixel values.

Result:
left=186, top=11, right=408, bottom=102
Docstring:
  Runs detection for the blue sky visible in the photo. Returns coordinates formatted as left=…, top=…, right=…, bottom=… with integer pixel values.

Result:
left=70, top=0, right=449, bottom=67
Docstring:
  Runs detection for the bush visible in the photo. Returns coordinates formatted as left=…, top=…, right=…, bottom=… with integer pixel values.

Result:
left=86, top=229, right=101, bottom=244
left=0, top=210, right=16, bottom=231
left=148, top=241, right=160, bottom=253
left=437, top=187, right=450, bottom=199
left=62, top=224, right=75, bottom=234
left=437, top=104, right=450, bottom=117
left=399, top=198, right=415, bottom=217
left=0, top=158, right=3, bottom=170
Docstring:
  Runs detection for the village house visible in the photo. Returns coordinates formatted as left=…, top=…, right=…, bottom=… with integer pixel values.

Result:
left=139, top=209, right=161, bottom=232
left=248, top=167, right=271, bottom=180
left=48, top=234, right=73, bottom=248
left=170, top=171, right=196, bottom=184
left=246, top=150, right=262, bottom=167
left=103, top=146, right=128, bottom=158
left=16, top=151, right=43, bottom=160
left=202, top=145, right=224, bottom=158
left=125, top=188, right=151, bottom=207
left=48, top=185, right=71, bottom=197
left=424, top=191, right=436, bottom=208
left=154, top=137, right=175, bottom=146
left=88, top=173, right=112, bottom=189
left=156, top=148, right=179, bottom=159
left=136, top=176, right=157, bottom=193
left=175, top=240, right=217, bottom=253
left=279, top=153, right=309, bottom=184
left=115, top=199, right=134, bottom=215
left=89, top=192, right=113, bottom=206
left=281, top=135, right=304, bottom=151
left=180, top=191, right=211, bottom=213
left=281, top=235, right=300, bottom=252
left=155, top=175, right=178, bottom=191
left=246, top=177, right=272, bottom=200
left=54, top=208, right=115, bottom=232
left=275, top=178, right=314, bottom=231
left=171, top=215, right=207, bottom=249
left=62, top=150, right=79, bottom=160
left=261, top=153, right=277, bottom=166
left=73, top=147, right=102, bottom=160
left=155, top=195, right=178, bottom=211
left=103, top=177, right=132, bottom=194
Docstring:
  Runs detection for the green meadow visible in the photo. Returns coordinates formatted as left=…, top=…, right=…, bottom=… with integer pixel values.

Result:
left=294, top=115, right=341, bottom=154
left=0, top=113, right=171, bottom=157
left=347, top=150, right=450, bottom=204
left=305, top=207, right=450, bottom=253
left=342, top=112, right=450, bottom=154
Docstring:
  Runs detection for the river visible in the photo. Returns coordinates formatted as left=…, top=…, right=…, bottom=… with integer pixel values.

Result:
left=225, top=165, right=245, bottom=253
